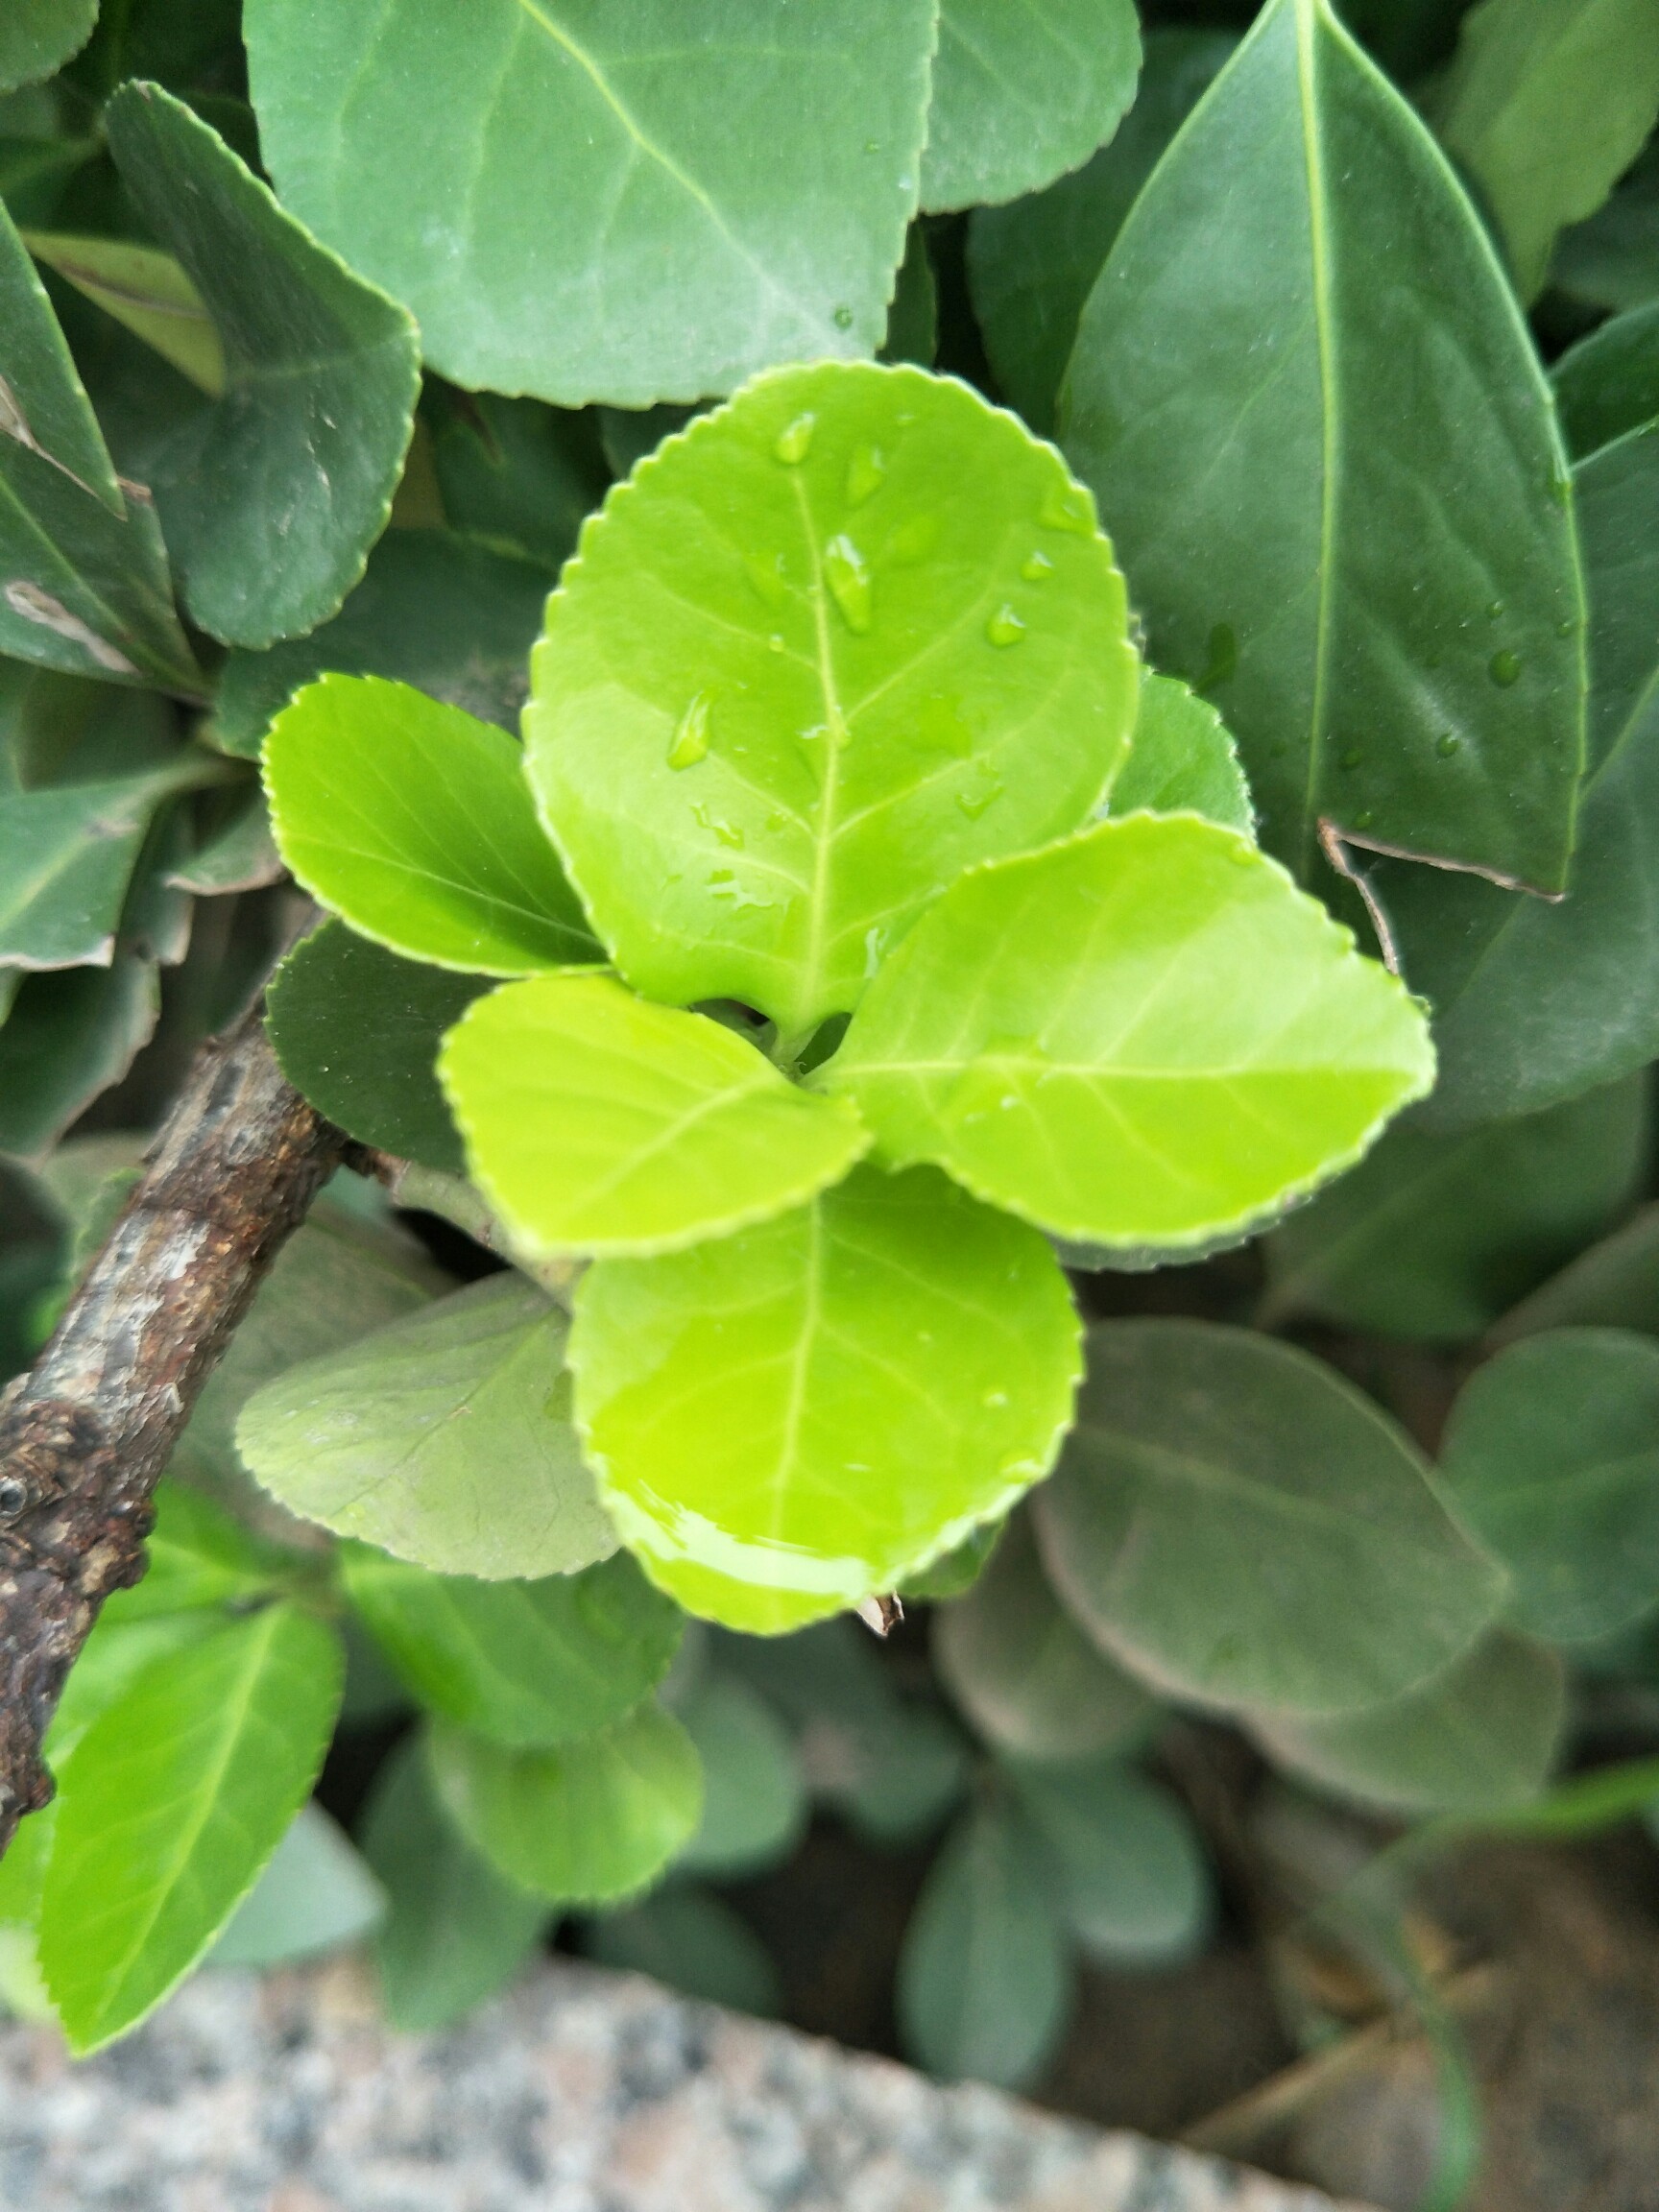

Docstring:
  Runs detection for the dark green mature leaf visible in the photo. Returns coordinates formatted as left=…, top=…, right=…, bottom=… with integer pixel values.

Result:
left=1109, top=673, right=1253, bottom=832
left=1261, top=1074, right=1650, bottom=1341
left=527, top=360, right=1139, bottom=1038
left=879, top=224, right=937, bottom=368
left=1378, top=422, right=1659, bottom=1127
left=208, top=1804, right=385, bottom=1969
left=0, top=950, right=157, bottom=1161
left=360, top=1734, right=547, bottom=2032
left=967, top=29, right=1236, bottom=435
left=342, top=1547, right=680, bottom=1749
left=245, top=0, right=934, bottom=405
left=265, top=676, right=599, bottom=975
left=266, top=921, right=487, bottom=1174
left=673, top=1671, right=805, bottom=1877
left=1441, top=1329, right=1659, bottom=1640
left=39, top=1604, right=343, bottom=2053
left=235, top=1273, right=617, bottom=1581
left=821, top=817, right=1433, bottom=1253
left=897, top=1795, right=1071, bottom=2088
left=1064, top=0, right=1583, bottom=894
left=1008, top=1760, right=1213, bottom=1965
left=0, top=200, right=199, bottom=691
left=428, top=392, right=609, bottom=572
left=1035, top=1321, right=1505, bottom=1714
left=442, top=974, right=870, bottom=1259
left=104, top=84, right=421, bottom=648
left=24, top=231, right=224, bottom=396
left=1553, top=301, right=1659, bottom=458
left=165, top=783, right=283, bottom=895
left=1255, top=1630, right=1564, bottom=1815
left=933, top=1510, right=1157, bottom=1763
left=1552, top=140, right=1659, bottom=310
left=921, top=0, right=1142, bottom=214
left=428, top=1702, right=702, bottom=1905
left=1438, top=0, right=1659, bottom=301
left=67, top=0, right=243, bottom=99
left=571, top=1164, right=1082, bottom=1633
left=211, top=531, right=556, bottom=760
left=584, top=1886, right=781, bottom=2016
left=1489, top=1203, right=1659, bottom=1344
left=0, top=2, right=98, bottom=93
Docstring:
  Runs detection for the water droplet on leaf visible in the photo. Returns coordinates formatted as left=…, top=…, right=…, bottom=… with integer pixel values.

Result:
left=832, top=305, right=854, bottom=331
left=1354, top=809, right=1374, bottom=830
left=1556, top=616, right=1578, bottom=637
left=824, top=534, right=872, bottom=634
left=744, top=553, right=789, bottom=610
left=1436, top=732, right=1460, bottom=757
left=1021, top=550, right=1055, bottom=582
left=986, top=605, right=1025, bottom=648
left=845, top=445, right=885, bottom=506
left=1489, top=649, right=1522, bottom=687
left=956, top=769, right=1003, bottom=820
left=1339, top=746, right=1363, bottom=770
left=774, top=414, right=816, bottom=466
left=667, top=692, right=712, bottom=770
left=1485, top=600, right=1504, bottom=620
left=1039, top=480, right=1094, bottom=535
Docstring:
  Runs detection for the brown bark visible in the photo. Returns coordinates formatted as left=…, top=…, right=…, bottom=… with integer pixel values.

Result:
left=0, top=1010, right=346, bottom=1853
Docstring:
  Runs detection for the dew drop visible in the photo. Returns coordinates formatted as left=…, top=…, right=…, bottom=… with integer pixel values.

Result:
left=744, top=552, right=789, bottom=610
left=713, top=818, right=745, bottom=850
left=1489, top=649, right=1522, bottom=687
left=832, top=304, right=854, bottom=332
left=888, top=513, right=939, bottom=564
left=1486, top=599, right=1505, bottom=620
left=1339, top=745, right=1363, bottom=770
left=708, top=868, right=736, bottom=888
left=983, top=1389, right=1009, bottom=1409
left=1354, top=809, right=1375, bottom=830
left=1021, top=550, right=1055, bottom=582
left=845, top=444, right=885, bottom=507
left=667, top=692, right=712, bottom=770
left=824, top=534, right=873, bottom=634
left=1039, top=480, right=1094, bottom=536
left=986, top=604, right=1026, bottom=648
left=768, top=632, right=785, bottom=653
left=1548, top=460, right=1572, bottom=507
left=956, top=770, right=1003, bottom=820
left=774, top=413, right=817, bottom=466
left=1556, top=616, right=1578, bottom=637
left=1436, top=732, right=1460, bottom=757
left=863, top=138, right=880, bottom=154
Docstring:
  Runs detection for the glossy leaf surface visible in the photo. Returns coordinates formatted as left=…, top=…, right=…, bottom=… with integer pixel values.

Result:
left=1256, top=1630, right=1564, bottom=1815
left=1035, top=1321, right=1504, bottom=1714
left=361, top=1736, right=546, bottom=2032
left=104, top=84, right=421, bottom=648
left=1439, top=0, right=1659, bottom=301
left=572, top=1164, right=1081, bottom=1632
left=442, top=973, right=869, bottom=1259
left=0, top=1, right=97, bottom=92
left=933, top=1510, right=1157, bottom=1763
left=1442, top=1329, right=1659, bottom=1641
left=1064, top=0, right=1583, bottom=893
left=673, top=1671, right=805, bottom=1877
left=428, top=1703, right=702, bottom=1906
left=235, top=1273, right=617, bottom=1582
left=1262, top=1075, right=1650, bottom=1341
left=921, top=0, right=1142, bottom=213
left=1379, top=423, right=1659, bottom=1126
left=527, top=361, right=1139, bottom=1036
left=265, top=920, right=488, bottom=1175
left=342, top=1547, right=679, bottom=1749
left=822, top=817, right=1432, bottom=1252
left=1109, top=672, right=1253, bottom=831
left=967, top=28, right=1235, bottom=433
left=897, top=1795, right=1071, bottom=2089
left=39, top=1605, right=343, bottom=2053
left=265, top=675, right=599, bottom=976
left=1009, top=1760, right=1212, bottom=1964
left=244, top=0, right=934, bottom=405
left=23, top=230, right=224, bottom=395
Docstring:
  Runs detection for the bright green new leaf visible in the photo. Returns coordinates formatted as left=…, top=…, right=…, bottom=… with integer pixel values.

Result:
left=527, top=360, right=1139, bottom=1037
left=244, top=0, right=933, bottom=405
left=897, top=1795, right=1071, bottom=2089
left=967, top=30, right=1237, bottom=435
left=211, top=531, right=556, bottom=761
left=428, top=392, right=609, bottom=574
left=821, top=817, right=1433, bottom=1254
left=1034, top=1321, right=1505, bottom=1715
left=0, top=2, right=98, bottom=93
left=572, top=1164, right=1082, bottom=1633
left=441, top=973, right=870, bottom=1259
left=1008, top=1760, right=1212, bottom=1966
left=1254, top=1630, right=1565, bottom=1815
left=48, top=1610, right=221, bottom=1768
left=427, top=1702, right=702, bottom=1906
left=341, top=1547, right=680, bottom=1748
left=900, top=1516, right=1003, bottom=1601
left=23, top=231, right=225, bottom=396
left=1262, top=1074, right=1650, bottom=1341
left=1438, top=0, right=1659, bottom=301
left=265, top=675, right=599, bottom=976
left=208, top=1803, right=386, bottom=1969
left=1109, top=672, right=1254, bottom=832
left=266, top=922, right=487, bottom=1175
left=0, top=200, right=200, bottom=692
left=1490, top=1203, right=1659, bottom=1346
left=1553, top=302, right=1659, bottom=459
left=234, top=1273, right=617, bottom=1582
left=39, top=1604, right=343, bottom=2054
left=361, top=1736, right=546, bottom=2032
left=1441, top=1329, right=1659, bottom=1642
left=674, top=1671, right=805, bottom=1878
left=1063, top=0, right=1584, bottom=894
left=584, top=1886, right=781, bottom=2017
left=1378, top=425, right=1659, bottom=1127
left=933, top=1510, right=1157, bottom=1764
left=1552, top=140, right=1659, bottom=311
left=921, top=0, right=1142, bottom=214
left=104, top=84, right=421, bottom=648
left=101, top=1479, right=298, bottom=1625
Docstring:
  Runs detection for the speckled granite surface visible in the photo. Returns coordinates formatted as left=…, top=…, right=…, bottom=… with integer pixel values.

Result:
left=0, top=1957, right=1373, bottom=2212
